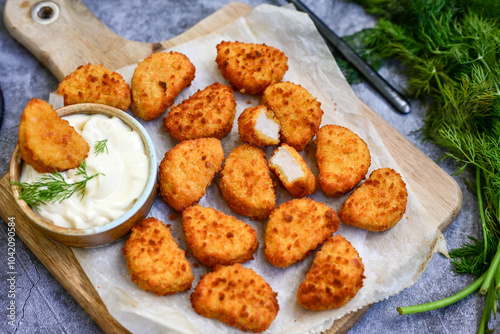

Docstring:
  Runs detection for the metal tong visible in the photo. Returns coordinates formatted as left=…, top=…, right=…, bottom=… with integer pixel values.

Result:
left=287, top=0, right=411, bottom=114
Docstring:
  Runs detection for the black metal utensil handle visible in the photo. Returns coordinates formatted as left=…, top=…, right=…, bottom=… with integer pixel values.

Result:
left=288, top=0, right=411, bottom=114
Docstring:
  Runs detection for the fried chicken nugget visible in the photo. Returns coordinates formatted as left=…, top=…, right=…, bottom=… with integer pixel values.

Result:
left=57, top=64, right=131, bottom=111
left=182, top=205, right=258, bottom=267
left=338, top=168, right=408, bottom=231
left=163, top=82, right=236, bottom=140
left=190, top=263, right=279, bottom=333
left=264, top=198, right=340, bottom=268
left=18, top=98, right=89, bottom=173
left=238, top=105, right=280, bottom=147
left=216, top=41, right=288, bottom=94
left=122, top=217, right=194, bottom=296
left=262, top=82, right=323, bottom=152
left=219, top=144, right=276, bottom=219
left=316, top=124, right=371, bottom=197
left=268, top=144, right=317, bottom=197
left=297, top=235, right=365, bottom=310
left=158, top=138, right=224, bottom=211
left=131, top=51, right=195, bottom=121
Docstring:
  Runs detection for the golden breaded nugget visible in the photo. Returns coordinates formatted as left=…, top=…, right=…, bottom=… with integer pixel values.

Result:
left=262, top=82, right=323, bottom=152
left=268, top=144, right=317, bottom=197
left=338, top=168, right=408, bottom=231
left=122, top=217, right=194, bottom=296
left=18, top=98, right=89, bottom=173
left=216, top=41, right=288, bottom=95
left=57, top=64, right=131, bottom=111
left=131, top=51, right=195, bottom=121
left=183, top=205, right=258, bottom=267
left=190, top=263, right=279, bottom=333
left=297, top=235, right=364, bottom=310
left=238, top=105, right=280, bottom=147
left=264, top=198, right=339, bottom=268
left=158, top=138, right=224, bottom=211
left=219, top=144, right=276, bottom=219
left=316, top=124, right=371, bottom=197
left=163, top=82, right=236, bottom=140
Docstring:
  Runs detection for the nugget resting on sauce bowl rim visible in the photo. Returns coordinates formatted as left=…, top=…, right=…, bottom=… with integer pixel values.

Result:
left=219, top=144, right=276, bottom=220
left=338, top=167, right=408, bottom=231
left=262, top=82, right=323, bottom=152
left=190, top=263, right=279, bottom=333
left=122, top=217, right=194, bottom=296
left=131, top=51, right=195, bottom=121
left=264, top=198, right=339, bottom=268
left=18, top=98, right=89, bottom=173
left=297, top=235, right=365, bottom=310
left=182, top=205, right=258, bottom=268
left=163, top=82, right=236, bottom=140
left=158, top=138, right=224, bottom=212
left=238, top=105, right=280, bottom=147
left=216, top=40, right=288, bottom=94
left=57, top=64, right=131, bottom=111
left=268, top=144, right=317, bottom=197
left=316, top=124, right=371, bottom=197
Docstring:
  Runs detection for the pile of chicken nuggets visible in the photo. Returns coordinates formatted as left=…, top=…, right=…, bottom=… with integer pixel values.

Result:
left=50, top=40, right=409, bottom=333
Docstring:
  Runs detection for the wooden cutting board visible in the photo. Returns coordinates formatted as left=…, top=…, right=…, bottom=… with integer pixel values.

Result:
left=1, top=1, right=462, bottom=333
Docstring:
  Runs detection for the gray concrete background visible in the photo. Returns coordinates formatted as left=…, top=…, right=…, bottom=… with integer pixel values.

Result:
left=0, top=0, right=492, bottom=333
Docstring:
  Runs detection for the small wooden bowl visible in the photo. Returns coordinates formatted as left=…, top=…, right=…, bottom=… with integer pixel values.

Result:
left=9, top=103, right=158, bottom=248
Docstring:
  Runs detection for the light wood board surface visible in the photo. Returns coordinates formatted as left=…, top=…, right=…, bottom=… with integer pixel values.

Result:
left=1, top=1, right=462, bottom=333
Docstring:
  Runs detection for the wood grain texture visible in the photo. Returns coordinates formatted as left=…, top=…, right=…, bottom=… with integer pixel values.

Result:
left=1, top=1, right=462, bottom=333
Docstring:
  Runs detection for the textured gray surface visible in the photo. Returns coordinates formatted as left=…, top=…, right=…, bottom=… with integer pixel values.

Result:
left=0, top=0, right=492, bottom=333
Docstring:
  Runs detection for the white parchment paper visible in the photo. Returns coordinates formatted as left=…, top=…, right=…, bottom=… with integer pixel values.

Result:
left=72, top=4, right=447, bottom=334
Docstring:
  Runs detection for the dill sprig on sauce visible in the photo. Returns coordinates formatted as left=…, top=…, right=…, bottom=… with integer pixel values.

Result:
left=94, top=139, right=108, bottom=156
left=12, top=160, right=102, bottom=210
left=341, top=0, right=500, bottom=331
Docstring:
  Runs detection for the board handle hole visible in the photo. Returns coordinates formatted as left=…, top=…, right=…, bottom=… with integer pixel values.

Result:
left=31, top=1, right=60, bottom=25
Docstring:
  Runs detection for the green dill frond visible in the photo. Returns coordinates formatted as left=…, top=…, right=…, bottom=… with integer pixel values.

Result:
left=94, top=139, right=108, bottom=156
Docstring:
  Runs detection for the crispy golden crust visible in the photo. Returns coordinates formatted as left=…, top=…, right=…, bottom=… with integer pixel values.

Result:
left=219, top=144, right=276, bottom=220
left=122, top=217, right=194, bottom=296
left=262, top=82, right=323, bottom=152
left=338, top=168, right=408, bottom=231
left=264, top=198, right=339, bottom=268
left=268, top=144, right=317, bottom=197
left=297, top=235, right=364, bottom=310
left=216, top=41, right=288, bottom=95
left=131, top=51, right=195, bottom=121
left=18, top=98, right=89, bottom=173
left=316, top=124, right=371, bottom=197
left=182, top=205, right=258, bottom=268
left=163, top=82, right=236, bottom=140
left=238, top=105, right=280, bottom=147
left=57, top=64, right=131, bottom=111
left=158, top=138, right=224, bottom=211
left=190, top=264, right=279, bottom=333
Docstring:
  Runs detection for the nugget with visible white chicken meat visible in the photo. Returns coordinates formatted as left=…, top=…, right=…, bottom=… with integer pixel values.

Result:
left=131, top=51, right=195, bottom=121
left=163, top=82, right=236, bottom=140
left=338, top=167, right=408, bottom=231
left=238, top=105, right=280, bottom=147
left=268, top=144, right=317, bottom=197
left=219, top=144, right=276, bottom=219
left=316, top=124, right=371, bottom=197
left=18, top=98, right=89, bottom=173
left=264, top=198, right=339, bottom=268
left=297, top=235, right=364, bottom=310
left=158, top=138, right=224, bottom=211
left=122, top=217, right=194, bottom=296
left=190, top=263, right=279, bottom=333
left=216, top=41, right=288, bottom=95
left=57, top=64, right=131, bottom=111
left=262, top=82, right=323, bottom=152
left=183, top=205, right=258, bottom=267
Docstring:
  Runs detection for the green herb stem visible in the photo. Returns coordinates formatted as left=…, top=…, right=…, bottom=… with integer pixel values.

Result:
left=479, top=240, right=500, bottom=295
left=476, top=167, right=489, bottom=261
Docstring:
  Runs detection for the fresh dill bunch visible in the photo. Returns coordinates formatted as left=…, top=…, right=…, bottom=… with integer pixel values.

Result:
left=12, top=160, right=102, bottom=210
left=94, top=139, right=108, bottom=156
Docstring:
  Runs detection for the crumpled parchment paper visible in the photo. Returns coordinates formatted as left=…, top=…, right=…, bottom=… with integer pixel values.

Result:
left=72, top=4, right=447, bottom=334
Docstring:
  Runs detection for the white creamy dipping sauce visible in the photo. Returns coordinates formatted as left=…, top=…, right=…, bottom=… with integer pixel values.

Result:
left=20, top=114, right=149, bottom=229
